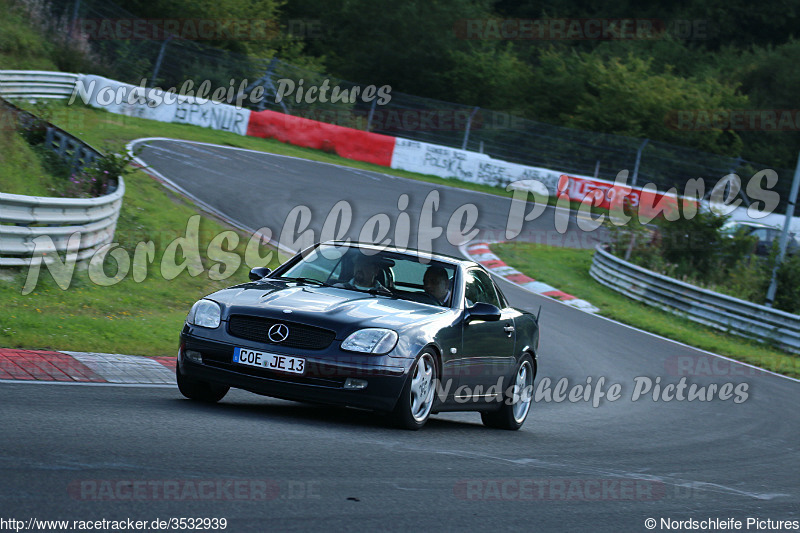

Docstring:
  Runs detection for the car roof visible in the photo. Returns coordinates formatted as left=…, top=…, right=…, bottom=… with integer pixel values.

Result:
left=725, top=220, right=780, bottom=230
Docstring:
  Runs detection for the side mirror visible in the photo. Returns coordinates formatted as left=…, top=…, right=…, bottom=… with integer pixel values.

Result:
left=465, top=302, right=501, bottom=323
left=249, top=267, right=272, bottom=281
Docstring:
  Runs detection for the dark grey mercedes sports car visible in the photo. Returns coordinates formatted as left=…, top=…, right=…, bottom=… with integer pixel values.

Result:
left=177, top=242, right=540, bottom=430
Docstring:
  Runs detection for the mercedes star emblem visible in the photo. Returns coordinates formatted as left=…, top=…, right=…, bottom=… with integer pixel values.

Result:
left=268, top=323, right=290, bottom=343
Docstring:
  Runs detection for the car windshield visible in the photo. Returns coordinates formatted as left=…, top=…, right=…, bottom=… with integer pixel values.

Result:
left=279, top=245, right=457, bottom=307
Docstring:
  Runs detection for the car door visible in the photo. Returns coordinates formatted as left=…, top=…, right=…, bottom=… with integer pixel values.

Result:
left=458, top=268, right=517, bottom=401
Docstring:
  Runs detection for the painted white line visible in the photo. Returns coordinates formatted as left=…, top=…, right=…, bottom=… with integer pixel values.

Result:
left=0, top=379, right=175, bottom=388
left=127, top=136, right=581, bottom=252
left=128, top=137, right=297, bottom=257
left=460, top=242, right=800, bottom=384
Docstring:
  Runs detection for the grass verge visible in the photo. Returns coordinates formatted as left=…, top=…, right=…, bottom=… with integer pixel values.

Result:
left=491, top=241, right=800, bottom=379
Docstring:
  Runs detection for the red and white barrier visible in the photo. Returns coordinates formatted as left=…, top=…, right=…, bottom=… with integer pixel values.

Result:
left=246, top=109, right=395, bottom=167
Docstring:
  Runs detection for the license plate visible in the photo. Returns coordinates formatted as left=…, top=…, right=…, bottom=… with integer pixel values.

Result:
left=233, top=347, right=305, bottom=375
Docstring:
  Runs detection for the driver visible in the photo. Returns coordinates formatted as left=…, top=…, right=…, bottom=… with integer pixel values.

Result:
left=338, top=254, right=389, bottom=292
left=423, top=265, right=450, bottom=306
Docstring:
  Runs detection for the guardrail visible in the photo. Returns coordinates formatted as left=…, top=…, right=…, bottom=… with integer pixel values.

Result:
left=0, top=71, right=79, bottom=100
left=0, top=95, right=124, bottom=268
left=0, top=185, right=125, bottom=266
left=0, top=70, right=81, bottom=98
left=589, top=244, right=800, bottom=354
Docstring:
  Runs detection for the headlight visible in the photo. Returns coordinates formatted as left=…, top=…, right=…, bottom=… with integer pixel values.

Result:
left=341, top=328, right=398, bottom=354
left=187, top=300, right=222, bottom=329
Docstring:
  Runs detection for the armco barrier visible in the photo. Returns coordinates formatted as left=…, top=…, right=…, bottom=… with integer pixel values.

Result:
left=0, top=97, right=125, bottom=268
left=246, top=109, right=396, bottom=167
left=0, top=71, right=79, bottom=100
left=589, top=244, right=800, bottom=354
left=0, top=185, right=125, bottom=267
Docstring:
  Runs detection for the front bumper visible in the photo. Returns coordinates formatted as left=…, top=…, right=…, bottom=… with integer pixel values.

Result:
left=179, top=333, right=410, bottom=412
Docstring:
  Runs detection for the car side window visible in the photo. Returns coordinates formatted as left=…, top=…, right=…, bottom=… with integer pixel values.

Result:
left=464, top=269, right=501, bottom=308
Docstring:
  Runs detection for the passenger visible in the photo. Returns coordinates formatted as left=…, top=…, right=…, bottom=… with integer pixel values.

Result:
left=423, top=265, right=451, bottom=306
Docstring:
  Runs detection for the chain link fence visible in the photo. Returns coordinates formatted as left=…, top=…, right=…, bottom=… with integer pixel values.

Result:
left=47, top=0, right=796, bottom=208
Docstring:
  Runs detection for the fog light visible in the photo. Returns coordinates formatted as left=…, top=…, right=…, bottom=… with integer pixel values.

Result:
left=344, top=378, right=368, bottom=390
left=185, top=350, right=203, bottom=363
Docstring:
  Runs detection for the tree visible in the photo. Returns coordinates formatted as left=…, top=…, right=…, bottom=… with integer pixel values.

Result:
left=524, top=48, right=748, bottom=157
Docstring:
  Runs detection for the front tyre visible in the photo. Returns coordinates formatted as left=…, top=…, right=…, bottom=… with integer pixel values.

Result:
left=392, top=350, right=438, bottom=430
left=481, top=354, right=534, bottom=430
left=176, top=362, right=229, bottom=403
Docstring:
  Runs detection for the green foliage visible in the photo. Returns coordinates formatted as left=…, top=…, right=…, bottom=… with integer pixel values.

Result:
left=651, top=209, right=753, bottom=283
left=283, top=0, right=495, bottom=96
left=775, top=253, right=800, bottom=314
left=0, top=0, right=57, bottom=69
left=525, top=49, right=747, bottom=156
left=732, top=39, right=800, bottom=167
left=116, top=0, right=285, bottom=57
left=615, top=207, right=800, bottom=315
left=723, top=256, right=772, bottom=304
left=61, top=148, right=137, bottom=198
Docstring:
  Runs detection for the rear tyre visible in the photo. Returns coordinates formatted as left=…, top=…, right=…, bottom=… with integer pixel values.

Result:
left=176, top=363, right=229, bottom=403
left=392, top=349, right=438, bottom=430
left=481, top=355, right=534, bottom=430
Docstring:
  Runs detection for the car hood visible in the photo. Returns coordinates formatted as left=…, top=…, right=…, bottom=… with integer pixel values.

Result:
left=206, top=281, right=449, bottom=335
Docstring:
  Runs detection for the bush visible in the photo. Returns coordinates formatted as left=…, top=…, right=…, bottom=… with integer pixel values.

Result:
left=603, top=203, right=788, bottom=307
left=653, top=209, right=756, bottom=284
left=775, top=253, right=800, bottom=314
left=58, top=149, right=137, bottom=198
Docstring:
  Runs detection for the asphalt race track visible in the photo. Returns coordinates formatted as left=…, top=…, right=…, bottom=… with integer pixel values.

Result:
left=2, top=139, right=798, bottom=532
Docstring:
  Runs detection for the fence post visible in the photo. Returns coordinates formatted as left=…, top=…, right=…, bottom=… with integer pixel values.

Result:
left=366, top=98, right=377, bottom=132
left=766, top=151, right=800, bottom=307
left=461, top=106, right=480, bottom=151
left=150, top=35, right=173, bottom=88
left=631, top=138, right=649, bottom=186
left=70, top=0, right=81, bottom=35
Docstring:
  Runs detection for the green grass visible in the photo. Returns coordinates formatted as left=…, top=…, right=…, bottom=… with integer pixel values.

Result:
left=491, top=241, right=800, bottom=379
left=0, top=1, right=58, bottom=71
left=0, top=125, right=61, bottom=196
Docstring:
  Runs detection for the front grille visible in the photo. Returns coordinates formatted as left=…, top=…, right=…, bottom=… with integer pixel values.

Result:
left=228, top=315, right=336, bottom=350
